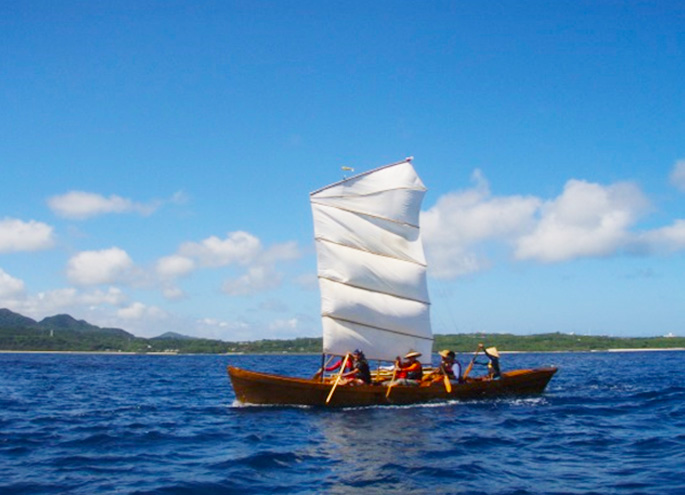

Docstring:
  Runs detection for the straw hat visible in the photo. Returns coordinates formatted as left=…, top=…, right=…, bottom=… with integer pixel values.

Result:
left=485, top=347, right=500, bottom=358
left=439, top=349, right=455, bottom=359
left=404, top=350, right=422, bottom=359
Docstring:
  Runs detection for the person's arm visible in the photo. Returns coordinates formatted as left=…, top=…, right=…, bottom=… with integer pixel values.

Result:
left=325, top=359, right=342, bottom=372
left=405, top=361, right=421, bottom=373
left=341, top=366, right=358, bottom=378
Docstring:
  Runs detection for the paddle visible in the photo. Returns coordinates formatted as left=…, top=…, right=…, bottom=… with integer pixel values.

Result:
left=385, top=363, right=399, bottom=398
left=438, top=363, right=453, bottom=393
left=325, top=353, right=350, bottom=405
left=462, top=346, right=482, bottom=380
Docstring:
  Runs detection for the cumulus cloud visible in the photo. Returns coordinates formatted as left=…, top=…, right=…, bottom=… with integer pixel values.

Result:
left=222, top=265, right=282, bottom=296
left=162, top=286, right=186, bottom=300
left=670, top=160, right=685, bottom=192
left=268, top=318, right=299, bottom=331
left=2, top=286, right=128, bottom=321
left=48, top=191, right=162, bottom=219
left=155, top=255, right=195, bottom=279
left=179, top=231, right=262, bottom=267
left=638, top=219, right=685, bottom=253
left=0, top=218, right=55, bottom=253
left=0, top=268, right=25, bottom=298
left=421, top=170, right=685, bottom=278
left=117, top=302, right=166, bottom=320
left=515, top=180, right=650, bottom=262
left=261, top=241, right=301, bottom=264
left=67, top=247, right=135, bottom=286
left=422, top=170, right=540, bottom=278
left=160, top=231, right=302, bottom=298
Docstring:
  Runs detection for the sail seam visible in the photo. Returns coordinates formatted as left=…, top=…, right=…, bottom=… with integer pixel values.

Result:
left=319, top=276, right=430, bottom=306
left=315, top=237, right=427, bottom=268
left=323, top=315, right=434, bottom=342
left=311, top=200, right=420, bottom=230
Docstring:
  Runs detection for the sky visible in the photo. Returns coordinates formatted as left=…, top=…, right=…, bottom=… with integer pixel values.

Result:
left=1, top=1, right=684, bottom=340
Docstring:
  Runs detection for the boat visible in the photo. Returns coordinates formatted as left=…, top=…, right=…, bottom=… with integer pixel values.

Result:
left=228, top=157, right=557, bottom=407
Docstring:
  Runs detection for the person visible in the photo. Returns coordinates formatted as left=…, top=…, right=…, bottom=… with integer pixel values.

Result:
left=484, top=346, right=501, bottom=378
left=383, top=350, right=423, bottom=386
left=475, top=344, right=501, bottom=379
left=437, top=349, right=462, bottom=383
left=339, top=349, right=372, bottom=386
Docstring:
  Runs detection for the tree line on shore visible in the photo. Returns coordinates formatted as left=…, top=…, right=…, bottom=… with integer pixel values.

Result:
left=1, top=308, right=683, bottom=354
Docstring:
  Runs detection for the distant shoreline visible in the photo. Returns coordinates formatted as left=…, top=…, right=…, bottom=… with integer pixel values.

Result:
left=2, top=348, right=685, bottom=355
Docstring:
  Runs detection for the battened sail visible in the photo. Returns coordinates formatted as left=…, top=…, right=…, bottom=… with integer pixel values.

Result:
left=310, top=158, right=433, bottom=363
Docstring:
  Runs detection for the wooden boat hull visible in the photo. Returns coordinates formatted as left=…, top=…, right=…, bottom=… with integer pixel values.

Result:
left=228, top=365, right=558, bottom=408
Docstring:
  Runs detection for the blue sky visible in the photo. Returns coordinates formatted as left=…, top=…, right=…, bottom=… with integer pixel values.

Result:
left=1, top=2, right=684, bottom=339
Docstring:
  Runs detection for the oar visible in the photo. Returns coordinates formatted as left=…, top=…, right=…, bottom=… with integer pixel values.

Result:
left=442, top=365, right=452, bottom=393
left=385, top=365, right=398, bottom=398
left=325, top=354, right=350, bottom=405
left=462, top=347, right=481, bottom=380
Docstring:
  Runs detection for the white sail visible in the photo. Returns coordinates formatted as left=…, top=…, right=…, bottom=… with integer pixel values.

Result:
left=310, top=158, right=433, bottom=363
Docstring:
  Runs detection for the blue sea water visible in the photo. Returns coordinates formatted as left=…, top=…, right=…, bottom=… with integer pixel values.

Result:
left=1, top=351, right=684, bottom=495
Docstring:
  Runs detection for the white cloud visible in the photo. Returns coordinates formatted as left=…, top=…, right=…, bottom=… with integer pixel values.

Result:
left=422, top=170, right=540, bottom=278
left=0, top=218, right=55, bottom=253
left=639, top=219, right=685, bottom=253
left=170, top=190, right=190, bottom=205
left=162, top=286, right=186, bottom=300
left=117, top=302, right=166, bottom=320
left=222, top=265, right=282, bottom=296
left=196, top=317, right=251, bottom=340
left=166, top=231, right=302, bottom=297
left=670, top=160, right=685, bottom=192
left=268, top=318, right=299, bottom=331
left=48, top=191, right=160, bottom=219
left=77, top=287, right=128, bottom=307
left=156, top=255, right=195, bottom=279
left=2, top=286, right=128, bottom=321
left=262, top=241, right=301, bottom=264
left=515, top=180, right=650, bottom=262
left=67, top=247, right=135, bottom=286
left=179, top=231, right=262, bottom=267
left=0, top=268, right=25, bottom=298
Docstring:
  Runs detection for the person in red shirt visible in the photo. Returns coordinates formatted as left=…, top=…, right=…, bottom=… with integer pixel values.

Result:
left=384, top=350, right=423, bottom=386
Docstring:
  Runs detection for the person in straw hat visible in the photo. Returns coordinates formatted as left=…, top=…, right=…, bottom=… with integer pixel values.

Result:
left=476, top=344, right=501, bottom=379
left=438, top=349, right=462, bottom=383
left=382, top=350, right=423, bottom=386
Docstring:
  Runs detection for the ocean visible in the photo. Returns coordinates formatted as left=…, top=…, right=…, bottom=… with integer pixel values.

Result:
left=1, top=351, right=684, bottom=495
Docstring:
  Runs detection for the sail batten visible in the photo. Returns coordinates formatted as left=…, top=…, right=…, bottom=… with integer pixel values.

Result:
left=314, top=238, right=427, bottom=267
left=310, top=201, right=421, bottom=229
left=318, top=277, right=430, bottom=306
left=311, top=159, right=433, bottom=363
left=322, top=316, right=434, bottom=342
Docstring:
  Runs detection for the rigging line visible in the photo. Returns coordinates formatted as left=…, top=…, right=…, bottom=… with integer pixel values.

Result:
left=440, top=280, right=460, bottom=334
left=431, top=278, right=459, bottom=334
left=315, top=237, right=427, bottom=268
left=309, top=157, right=418, bottom=196
left=318, top=276, right=430, bottom=306
left=310, top=200, right=421, bottom=230
left=322, top=314, right=434, bottom=342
